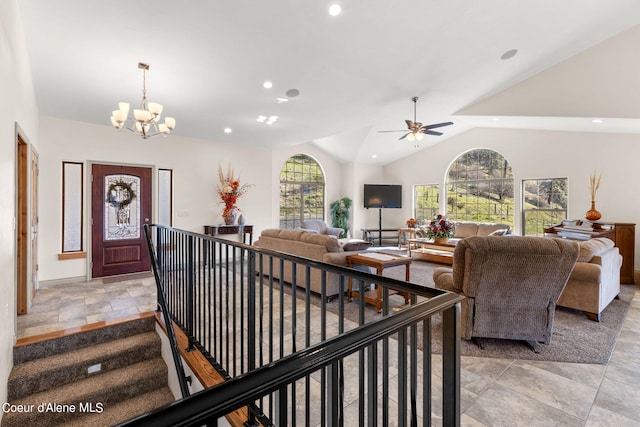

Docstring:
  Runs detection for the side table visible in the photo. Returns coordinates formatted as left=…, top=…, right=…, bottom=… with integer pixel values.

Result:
left=398, top=227, right=417, bottom=249
left=347, top=252, right=411, bottom=313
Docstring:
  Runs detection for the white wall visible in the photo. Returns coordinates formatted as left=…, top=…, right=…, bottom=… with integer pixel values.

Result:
left=0, top=0, right=40, bottom=416
left=37, top=116, right=272, bottom=282
left=384, top=127, right=640, bottom=266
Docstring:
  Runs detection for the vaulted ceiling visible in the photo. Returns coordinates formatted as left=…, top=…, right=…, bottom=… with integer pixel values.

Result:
left=17, top=1, right=640, bottom=164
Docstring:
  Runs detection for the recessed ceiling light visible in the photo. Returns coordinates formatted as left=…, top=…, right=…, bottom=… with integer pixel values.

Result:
left=500, top=49, right=518, bottom=60
left=592, top=119, right=604, bottom=124
left=263, top=81, right=273, bottom=89
left=492, top=117, right=500, bottom=121
left=224, top=127, right=232, bottom=133
left=258, top=115, right=279, bottom=125
left=276, top=98, right=289, bottom=103
left=329, top=4, right=341, bottom=16
left=372, top=154, right=377, bottom=159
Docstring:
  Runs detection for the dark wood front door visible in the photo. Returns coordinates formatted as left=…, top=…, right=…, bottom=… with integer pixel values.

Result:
left=91, top=164, right=152, bottom=277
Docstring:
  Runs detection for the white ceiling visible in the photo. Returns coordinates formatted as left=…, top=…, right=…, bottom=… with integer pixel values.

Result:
left=17, top=1, right=640, bottom=165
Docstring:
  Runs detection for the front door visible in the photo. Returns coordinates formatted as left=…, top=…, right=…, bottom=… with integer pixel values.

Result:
left=91, top=164, right=152, bottom=277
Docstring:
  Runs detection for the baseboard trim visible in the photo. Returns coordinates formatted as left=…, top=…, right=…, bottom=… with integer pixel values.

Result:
left=38, top=276, right=88, bottom=288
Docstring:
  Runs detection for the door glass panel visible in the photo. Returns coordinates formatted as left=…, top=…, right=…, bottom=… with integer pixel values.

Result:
left=104, top=174, right=140, bottom=240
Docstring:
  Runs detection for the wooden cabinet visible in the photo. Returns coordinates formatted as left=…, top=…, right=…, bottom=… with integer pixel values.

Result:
left=544, top=221, right=635, bottom=284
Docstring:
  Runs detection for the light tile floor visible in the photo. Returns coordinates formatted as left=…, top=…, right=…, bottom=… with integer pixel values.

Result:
left=16, top=274, right=640, bottom=426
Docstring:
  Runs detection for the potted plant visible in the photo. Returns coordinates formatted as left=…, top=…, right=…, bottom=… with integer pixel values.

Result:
left=330, top=196, right=352, bottom=238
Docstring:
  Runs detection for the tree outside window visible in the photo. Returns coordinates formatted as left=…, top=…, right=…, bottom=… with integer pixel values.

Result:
left=522, top=178, right=568, bottom=235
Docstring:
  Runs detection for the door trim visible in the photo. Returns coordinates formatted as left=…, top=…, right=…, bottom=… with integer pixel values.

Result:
left=16, top=123, right=35, bottom=315
left=87, top=161, right=156, bottom=280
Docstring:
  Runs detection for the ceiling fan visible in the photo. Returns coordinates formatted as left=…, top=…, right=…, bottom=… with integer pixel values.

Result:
left=378, top=96, right=453, bottom=142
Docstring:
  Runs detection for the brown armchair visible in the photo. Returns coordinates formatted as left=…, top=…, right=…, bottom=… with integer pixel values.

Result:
left=433, top=236, right=579, bottom=346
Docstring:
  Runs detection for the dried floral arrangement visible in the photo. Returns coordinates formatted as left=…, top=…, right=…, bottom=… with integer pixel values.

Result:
left=589, top=170, right=602, bottom=202
left=216, top=163, right=254, bottom=217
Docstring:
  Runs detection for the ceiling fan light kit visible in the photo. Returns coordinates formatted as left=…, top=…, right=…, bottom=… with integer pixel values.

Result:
left=110, top=62, right=176, bottom=139
left=378, top=96, right=453, bottom=146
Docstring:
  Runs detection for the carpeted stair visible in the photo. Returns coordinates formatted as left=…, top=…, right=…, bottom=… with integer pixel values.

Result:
left=2, top=314, right=175, bottom=427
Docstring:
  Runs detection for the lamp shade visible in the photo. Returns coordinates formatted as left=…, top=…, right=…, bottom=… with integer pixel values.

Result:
left=148, top=102, right=163, bottom=115
left=134, top=109, right=151, bottom=122
left=165, top=117, right=176, bottom=130
left=118, top=102, right=130, bottom=116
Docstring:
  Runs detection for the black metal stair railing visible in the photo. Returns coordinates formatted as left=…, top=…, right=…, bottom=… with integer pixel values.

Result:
left=126, top=224, right=463, bottom=426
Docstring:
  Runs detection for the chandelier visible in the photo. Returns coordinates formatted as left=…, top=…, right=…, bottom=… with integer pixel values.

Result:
left=110, top=62, right=176, bottom=139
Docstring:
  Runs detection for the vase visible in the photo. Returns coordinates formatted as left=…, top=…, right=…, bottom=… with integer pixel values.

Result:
left=434, top=237, right=449, bottom=245
left=585, top=201, right=602, bottom=221
left=223, top=207, right=239, bottom=225
left=237, top=213, right=245, bottom=225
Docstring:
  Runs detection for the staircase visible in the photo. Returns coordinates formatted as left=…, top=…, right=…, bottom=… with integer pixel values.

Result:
left=2, top=313, right=175, bottom=427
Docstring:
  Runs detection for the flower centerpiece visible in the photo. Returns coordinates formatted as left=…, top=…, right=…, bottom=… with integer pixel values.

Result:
left=423, top=214, right=455, bottom=243
left=217, top=163, right=254, bottom=225
left=406, top=218, right=417, bottom=228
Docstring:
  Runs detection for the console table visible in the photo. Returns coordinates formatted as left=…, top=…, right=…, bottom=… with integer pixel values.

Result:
left=203, top=225, right=254, bottom=244
left=544, top=221, right=635, bottom=284
left=361, top=228, right=400, bottom=247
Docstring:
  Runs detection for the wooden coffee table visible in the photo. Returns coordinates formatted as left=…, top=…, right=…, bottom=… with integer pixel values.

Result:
left=408, top=238, right=456, bottom=264
left=346, top=252, right=411, bottom=313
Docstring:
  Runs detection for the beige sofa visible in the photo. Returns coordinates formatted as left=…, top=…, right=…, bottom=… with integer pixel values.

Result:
left=450, top=221, right=511, bottom=242
left=254, top=229, right=372, bottom=298
left=557, top=237, right=622, bottom=321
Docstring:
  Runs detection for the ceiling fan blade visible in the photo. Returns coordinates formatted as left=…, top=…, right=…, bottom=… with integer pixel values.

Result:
left=398, top=132, right=411, bottom=141
left=424, top=130, right=443, bottom=136
left=378, top=130, right=409, bottom=133
left=422, top=121, right=454, bottom=130
left=405, top=119, right=415, bottom=128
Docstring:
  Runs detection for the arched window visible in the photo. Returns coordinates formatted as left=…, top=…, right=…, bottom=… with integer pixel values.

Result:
left=446, top=149, right=514, bottom=225
left=279, top=154, right=325, bottom=229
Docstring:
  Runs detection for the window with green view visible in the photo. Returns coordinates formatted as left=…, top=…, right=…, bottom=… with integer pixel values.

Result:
left=414, top=184, right=439, bottom=223
left=522, top=178, right=568, bottom=236
left=446, top=149, right=514, bottom=225
left=279, top=154, right=325, bottom=229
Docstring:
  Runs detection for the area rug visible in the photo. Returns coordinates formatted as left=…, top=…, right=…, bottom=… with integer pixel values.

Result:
left=325, top=258, right=635, bottom=365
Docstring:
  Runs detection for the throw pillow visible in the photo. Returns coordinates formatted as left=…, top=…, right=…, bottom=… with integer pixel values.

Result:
left=343, top=239, right=373, bottom=251
left=488, top=229, right=507, bottom=236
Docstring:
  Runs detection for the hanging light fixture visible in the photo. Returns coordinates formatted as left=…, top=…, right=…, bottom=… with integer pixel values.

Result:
left=110, top=62, right=176, bottom=139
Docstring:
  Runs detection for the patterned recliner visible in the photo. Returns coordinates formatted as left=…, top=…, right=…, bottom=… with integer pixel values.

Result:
left=433, top=236, right=579, bottom=345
